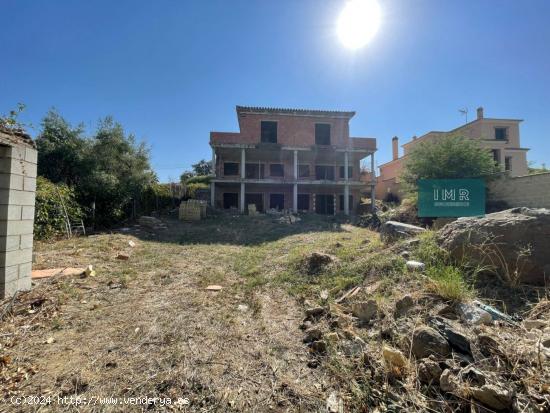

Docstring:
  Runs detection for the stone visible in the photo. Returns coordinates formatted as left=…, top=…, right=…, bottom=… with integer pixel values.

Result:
left=523, top=319, right=547, bottom=330
left=400, top=250, right=411, bottom=259
left=303, top=252, right=337, bottom=274
left=116, top=253, right=129, bottom=260
left=471, top=384, right=514, bottom=411
left=324, top=332, right=339, bottom=345
left=429, top=317, right=471, bottom=355
left=205, top=285, right=222, bottom=291
left=138, top=215, right=163, bottom=229
left=326, top=392, right=343, bottom=413
left=305, top=306, right=325, bottom=319
left=459, top=366, right=486, bottom=386
left=406, top=260, right=425, bottom=271
left=411, top=326, right=451, bottom=359
left=395, top=295, right=414, bottom=317
left=417, top=357, right=443, bottom=384
left=457, top=302, right=492, bottom=326
left=309, top=340, right=327, bottom=355
left=303, top=328, right=323, bottom=343
left=439, top=369, right=460, bottom=393
left=437, top=208, right=550, bottom=285
left=351, top=300, right=379, bottom=323
left=380, top=221, right=426, bottom=242
left=382, top=345, right=408, bottom=368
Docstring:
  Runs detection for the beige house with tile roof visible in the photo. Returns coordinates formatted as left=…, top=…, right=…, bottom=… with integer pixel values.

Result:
left=376, top=107, right=529, bottom=200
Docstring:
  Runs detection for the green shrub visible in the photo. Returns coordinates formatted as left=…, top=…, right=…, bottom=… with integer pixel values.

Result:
left=138, top=183, right=175, bottom=215
left=35, top=177, right=83, bottom=239
left=186, top=182, right=209, bottom=198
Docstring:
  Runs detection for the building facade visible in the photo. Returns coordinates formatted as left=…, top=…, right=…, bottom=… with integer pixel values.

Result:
left=377, top=107, right=529, bottom=200
left=210, top=106, right=377, bottom=215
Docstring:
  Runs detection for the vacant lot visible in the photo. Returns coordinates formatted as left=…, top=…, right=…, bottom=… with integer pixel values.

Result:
left=1, top=214, right=548, bottom=412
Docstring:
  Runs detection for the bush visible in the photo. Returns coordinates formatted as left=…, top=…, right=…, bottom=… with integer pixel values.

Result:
left=138, top=183, right=176, bottom=215
left=35, top=177, right=84, bottom=239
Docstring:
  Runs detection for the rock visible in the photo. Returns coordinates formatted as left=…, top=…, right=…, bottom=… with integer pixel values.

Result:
left=406, top=261, right=425, bottom=271
left=432, top=217, right=456, bottom=230
left=395, top=295, right=414, bottom=317
left=429, top=317, right=472, bottom=355
left=305, top=306, right=325, bottom=319
left=309, top=340, right=327, bottom=355
left=435, top=304, right=458, bottom=320
left=380, top=221, right=426, bottom=242
left=400, top=250, right=411, bottom=259
left=237, top=304, right=249, bottom=312
left=471, top=384, right=514, bottom=411
left=439, top=369, right=460, bottom=393
left=382, top=345, right=408, bottom=368
left=341, top=337, right=366, bottom=357
left=542, top=338, right=550, bottom=349
left=437, top=208, right=550, bottom=285
left=299, top=320, right=313, bottom=331
left=303, top=252, right=337, bottom=274
left=138, top=215, right=164, bottom=229
left=303, top=328, right=323, bottom=343
left=324, top=332, right=339, bottom=345
left=205, top=285, right=222, bottom=291
left=417, top=357, right=443, bottom=384
left=351, top=300, right=379, bottom=323
left=411, top=326, right=451, bottom=359
left=459, top=366, right=485, bottom=386
left=457, top=302, right=492, bottom=326
left=523, top=319, right=547, bottom=330
left=116, top=253, right=130, bottom=260
left=326, top=392, right=343, bottom=413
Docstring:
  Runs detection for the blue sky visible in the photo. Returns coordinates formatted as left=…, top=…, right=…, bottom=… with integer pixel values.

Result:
left=2, top=0, right=549, bottom=181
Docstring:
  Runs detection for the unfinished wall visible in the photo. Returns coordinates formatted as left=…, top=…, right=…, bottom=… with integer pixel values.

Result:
left=488, top=172, right=550, bottom=209
left=0, top=133, right=37, bottom=298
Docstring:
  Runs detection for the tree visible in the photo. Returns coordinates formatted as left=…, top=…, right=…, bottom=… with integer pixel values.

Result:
left=35, top=109, right=89, bottom=186
left=191, top=159, right=212, bottom=176
left=401, top=135, right=500, bottom=197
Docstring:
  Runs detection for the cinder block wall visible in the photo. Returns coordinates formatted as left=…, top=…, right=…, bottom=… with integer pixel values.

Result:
left=488, top=172, right=550, bottom=209
left=0, top=143, right=37, bottom=298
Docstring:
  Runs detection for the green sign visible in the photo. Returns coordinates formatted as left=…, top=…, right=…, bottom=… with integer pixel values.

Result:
left=418, top=179, right=485, bottom=217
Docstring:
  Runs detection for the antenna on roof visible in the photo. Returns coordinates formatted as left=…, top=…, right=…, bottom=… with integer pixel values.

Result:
left=459, top=108, right=468, bottom=124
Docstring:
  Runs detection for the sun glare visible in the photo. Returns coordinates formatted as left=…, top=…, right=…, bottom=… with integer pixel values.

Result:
left=337, top=0, right=381, bottom=49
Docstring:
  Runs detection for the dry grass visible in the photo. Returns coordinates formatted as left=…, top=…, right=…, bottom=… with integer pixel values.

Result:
left=0, top=214, right=548, bottom=412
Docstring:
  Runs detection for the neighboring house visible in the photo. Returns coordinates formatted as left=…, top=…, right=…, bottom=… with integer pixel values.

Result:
left=376, top=107, right=529, bottom=200
left=209, top=106, right=377, bottom=215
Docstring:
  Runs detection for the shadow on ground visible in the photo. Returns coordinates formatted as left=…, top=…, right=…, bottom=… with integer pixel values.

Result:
left=114, top=213, right=351, bottom=246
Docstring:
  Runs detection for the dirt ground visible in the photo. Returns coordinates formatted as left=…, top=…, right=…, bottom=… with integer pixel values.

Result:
left=0, top=215, right=368, bottom=412
left=0, top=214, right=548, bottom=412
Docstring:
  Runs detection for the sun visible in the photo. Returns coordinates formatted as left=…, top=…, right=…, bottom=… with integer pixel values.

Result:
left=337, top=0, right=381, bottom=50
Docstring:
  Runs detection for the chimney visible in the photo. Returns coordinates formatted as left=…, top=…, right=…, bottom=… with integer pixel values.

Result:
left=392, top=136, right=399, bottom=160
left=477, top=107, right=484, bottom=120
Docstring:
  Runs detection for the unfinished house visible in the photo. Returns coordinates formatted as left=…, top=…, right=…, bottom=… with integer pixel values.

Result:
left=210, top=106, right=377, bottom=215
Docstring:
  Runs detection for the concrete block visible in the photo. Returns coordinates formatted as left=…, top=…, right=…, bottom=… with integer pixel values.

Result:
left=18, top=262, right=32, bottom=280
left=0, top=146, right=24, bottom=160
left=25, top=148, right=37, bottom=164
left=0, top=279, right=17, bottom=298
left=0, top=265, right=19, bottom=284
left=0, top=235, right=21, bottom=251
left=0, top=220, right=34, bottom=236
left=21, top=206, right=35, bottom=220
left=0, top=248, right=33, bottom=267
left=19, top=234, right=33, bottom=249
left=23, top=177, right=36, bottom=192
left=16, top=276, right=31, bottom=291
left=0, top=189, right=35, bottom=206
left=0, top=159, right=36, bottom=178
left=0, top=173, right=23, bottom=191
left=0, top=205, right=22, bottom=220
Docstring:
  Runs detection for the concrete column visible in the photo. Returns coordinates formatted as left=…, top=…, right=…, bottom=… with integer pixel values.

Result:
left=211, top=147, right=216, bottom=176
left=293, top=150, right=298, bottom=180
left=370, top=153, right=376, bottom=213
left=240, top=148, right=245, bottom=179
left=293, top=184, right=298, bottom=213
left=344, top=151, right=349, bottom=215
left=240, top=182, right=245, bottom=213
left=344, top=185, right=350, bottom=215
left=0, top=142, right=37, bottom=298
left=210, top=182, right=215, bottom=207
